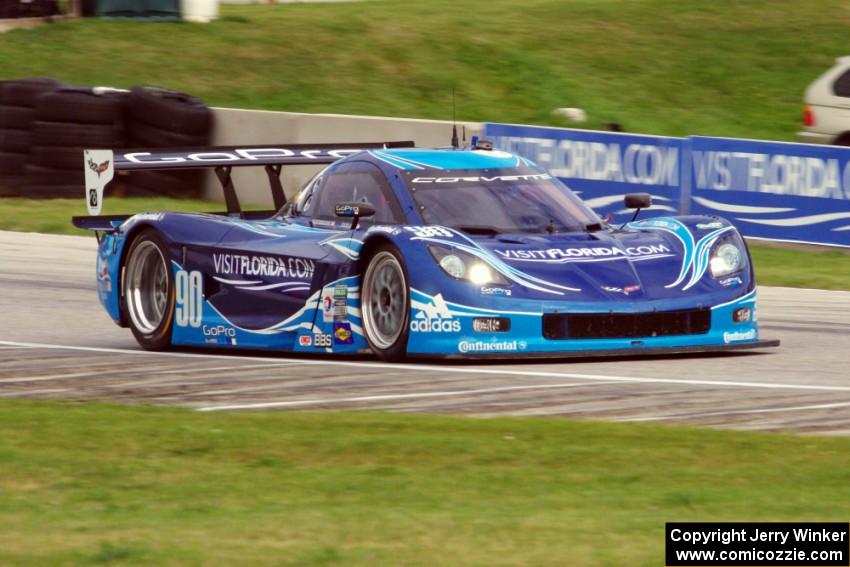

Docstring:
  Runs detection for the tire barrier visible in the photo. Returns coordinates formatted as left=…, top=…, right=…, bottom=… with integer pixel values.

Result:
left=0, top=79, right=60, bottom=195
left=0, top=79, right=213, bottom=199
left=0, top=0, right=61, bottom=18
left=123, top=86, right=213, bottom=198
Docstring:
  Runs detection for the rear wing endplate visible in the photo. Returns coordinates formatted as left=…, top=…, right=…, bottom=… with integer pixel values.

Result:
left=82, top=141, right=415, bottom=217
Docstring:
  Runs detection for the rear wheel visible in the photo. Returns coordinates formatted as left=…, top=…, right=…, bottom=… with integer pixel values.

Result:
left=123, top=229, right=174, bottom=350
left=361, top=246, right=410, bottom=361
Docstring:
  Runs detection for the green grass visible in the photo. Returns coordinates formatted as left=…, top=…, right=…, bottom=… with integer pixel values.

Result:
left=0, top=197, right=219, bottom=236
left=1, top=401, right=849, bottom=566
left=749, top=244, right=850, bottom=291
left=1, top=0, right=848, bottom=140
left=1, top=196, right=848, bottom=290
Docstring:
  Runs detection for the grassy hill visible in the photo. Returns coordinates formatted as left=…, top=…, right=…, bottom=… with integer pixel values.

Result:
left=1, top=0, right=848, bottom=141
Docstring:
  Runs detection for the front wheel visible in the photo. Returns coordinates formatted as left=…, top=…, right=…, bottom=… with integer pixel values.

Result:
left=361, top=246, right=410, bottom=361
left=123, top=229, right=175, bottom=350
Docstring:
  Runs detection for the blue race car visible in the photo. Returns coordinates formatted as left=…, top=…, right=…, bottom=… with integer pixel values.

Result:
left=73, top=140, right=778, bottom=360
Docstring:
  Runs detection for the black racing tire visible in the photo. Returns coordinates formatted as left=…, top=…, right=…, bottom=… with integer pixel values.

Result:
left=0, top=78, right=61, bottom=107
left=126, top=119, right=210, bottom=148
left=126, top=86, right=212, bottom=136
left=0, top=150, right=28, bottom=174
left=0, top=106, right=35, bottom=129
left=360, top=244, right=411, bottom=361
left=833, top=133, right=850, bottom=147
left=123, top=229, right=175, bottom=351
left=33, top=121, right=117, bottom=147
left=36, top=89, right=125, bottom=124
left=31, top=145, right=85, bottom=170
left=0, top=128, right=32, bottom=152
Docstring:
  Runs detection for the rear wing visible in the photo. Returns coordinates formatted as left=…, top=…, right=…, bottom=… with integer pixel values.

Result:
left=76, top=141, right=415, bottom=226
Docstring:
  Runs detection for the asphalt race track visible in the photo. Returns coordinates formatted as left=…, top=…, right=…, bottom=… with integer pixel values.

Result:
left=1, top=230, right=848, bottom=433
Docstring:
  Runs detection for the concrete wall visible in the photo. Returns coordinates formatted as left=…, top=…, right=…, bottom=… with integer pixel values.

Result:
left=207, top=107, right=482, bottom=207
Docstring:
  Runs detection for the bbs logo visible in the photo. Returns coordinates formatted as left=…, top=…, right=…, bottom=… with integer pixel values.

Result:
left=313, top=333, right=332, bottom=348
left=404, top=226, right=454, bottom=238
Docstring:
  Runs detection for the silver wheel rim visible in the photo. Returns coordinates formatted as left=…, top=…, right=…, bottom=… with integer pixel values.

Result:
left=125, top=240, right=169, bottom=335
left=362, top=251, right=407, bottom=350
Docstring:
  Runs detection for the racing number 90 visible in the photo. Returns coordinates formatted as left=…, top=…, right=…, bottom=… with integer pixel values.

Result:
left=175, top=270, right=203, bottom=328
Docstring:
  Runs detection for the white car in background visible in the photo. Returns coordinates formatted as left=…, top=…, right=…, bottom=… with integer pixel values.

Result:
left=798, top=55, right=850, bottom=146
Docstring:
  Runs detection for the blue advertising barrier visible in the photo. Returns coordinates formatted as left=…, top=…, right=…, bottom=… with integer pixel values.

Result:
left=483, top=123, right=850, bottom=248
left=484, top=123, right=684, bottom=224
left=688, top=136, right=850, bottom=248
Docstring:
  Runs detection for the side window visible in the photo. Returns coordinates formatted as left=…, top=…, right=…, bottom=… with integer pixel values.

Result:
left=833, top=69, right=850, bottom=97
left=312, top=161, right=404, bottom=226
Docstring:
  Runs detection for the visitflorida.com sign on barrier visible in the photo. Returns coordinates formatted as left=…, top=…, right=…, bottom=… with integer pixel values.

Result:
left=484, top=123, right=850, bottom=248
left=483, top=123, right=685, bottom=225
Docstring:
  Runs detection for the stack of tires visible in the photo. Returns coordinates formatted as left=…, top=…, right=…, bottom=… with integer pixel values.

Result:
left=27, top=87, right=126, bottom=198
left=0, top=78, right=214, bottom=199
left=122, top=86, right=213, bottom=198
left=0, top=78, right=59, bottom=196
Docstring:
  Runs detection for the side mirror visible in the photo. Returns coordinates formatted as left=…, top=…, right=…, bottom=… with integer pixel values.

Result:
left=624, top=193, right=651, bottom=223
left=335, top=201, right=376, bottom=230
left=624, top=193, right=652, bottom=210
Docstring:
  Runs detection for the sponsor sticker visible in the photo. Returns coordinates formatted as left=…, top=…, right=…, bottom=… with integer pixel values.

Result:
left=411, top=314, right=461, bottom=333
left=212, top=253, right=314, bottom=280
left=333, top=285, right=348, bottom=322
left=202, top=325, right=237, bottom=345
left=367, top=225, right=402, bottom=236
left=314, top=333, right=333, bottom=348
left=696, top=221, right=724, bottom=230
left=480, top=286, right=511, bottom=296
left=97, top=254, right=112, bottom=292
left=322, top=295, right=334, bottom=322
left=299, top=335, right=312, bottom=347
left=403, top=226, right=454, bottom=238
left=723, top=329, right=756, bottom=343
left=410, top=173, right=552, bottom=184
left=202, top=324, right=236, bottom=338
left=458, top=339, right=527, bottom=354
left=719, top=276, right=743, bottom=287
left=495, top=244, right=671, bottom=262
left=333, top=322, right=353, bottom=345
left=472, top=318, right=511, bottom=333
left=603, top=285, right=641, bottom=295
left=411, top=293, right=461, bottom=333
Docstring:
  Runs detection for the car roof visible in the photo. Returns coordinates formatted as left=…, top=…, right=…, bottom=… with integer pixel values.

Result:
left=366, top=148, right=535, bottom=170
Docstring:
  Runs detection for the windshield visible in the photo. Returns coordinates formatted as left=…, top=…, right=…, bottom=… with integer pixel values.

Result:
left=402, top=167, right=603, bottom=234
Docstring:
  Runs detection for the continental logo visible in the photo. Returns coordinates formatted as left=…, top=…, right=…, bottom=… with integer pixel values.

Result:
left=723, top=329, right=756, bottom=344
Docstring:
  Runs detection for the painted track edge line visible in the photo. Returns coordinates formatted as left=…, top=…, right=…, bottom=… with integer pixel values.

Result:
left=196, top=381, right=629, bottom=412
left=0, top=339, right=847, bottom=393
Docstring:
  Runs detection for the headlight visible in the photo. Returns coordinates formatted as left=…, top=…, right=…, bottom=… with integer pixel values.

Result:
left=439, top=254, right=466, bottom=278
left=709, top=242, right=744, bottom=277
left=429, top=246, right=510, bottom=287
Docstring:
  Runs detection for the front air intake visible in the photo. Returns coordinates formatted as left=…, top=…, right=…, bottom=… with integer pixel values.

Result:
left=542, top=309, right=712, bottom=340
